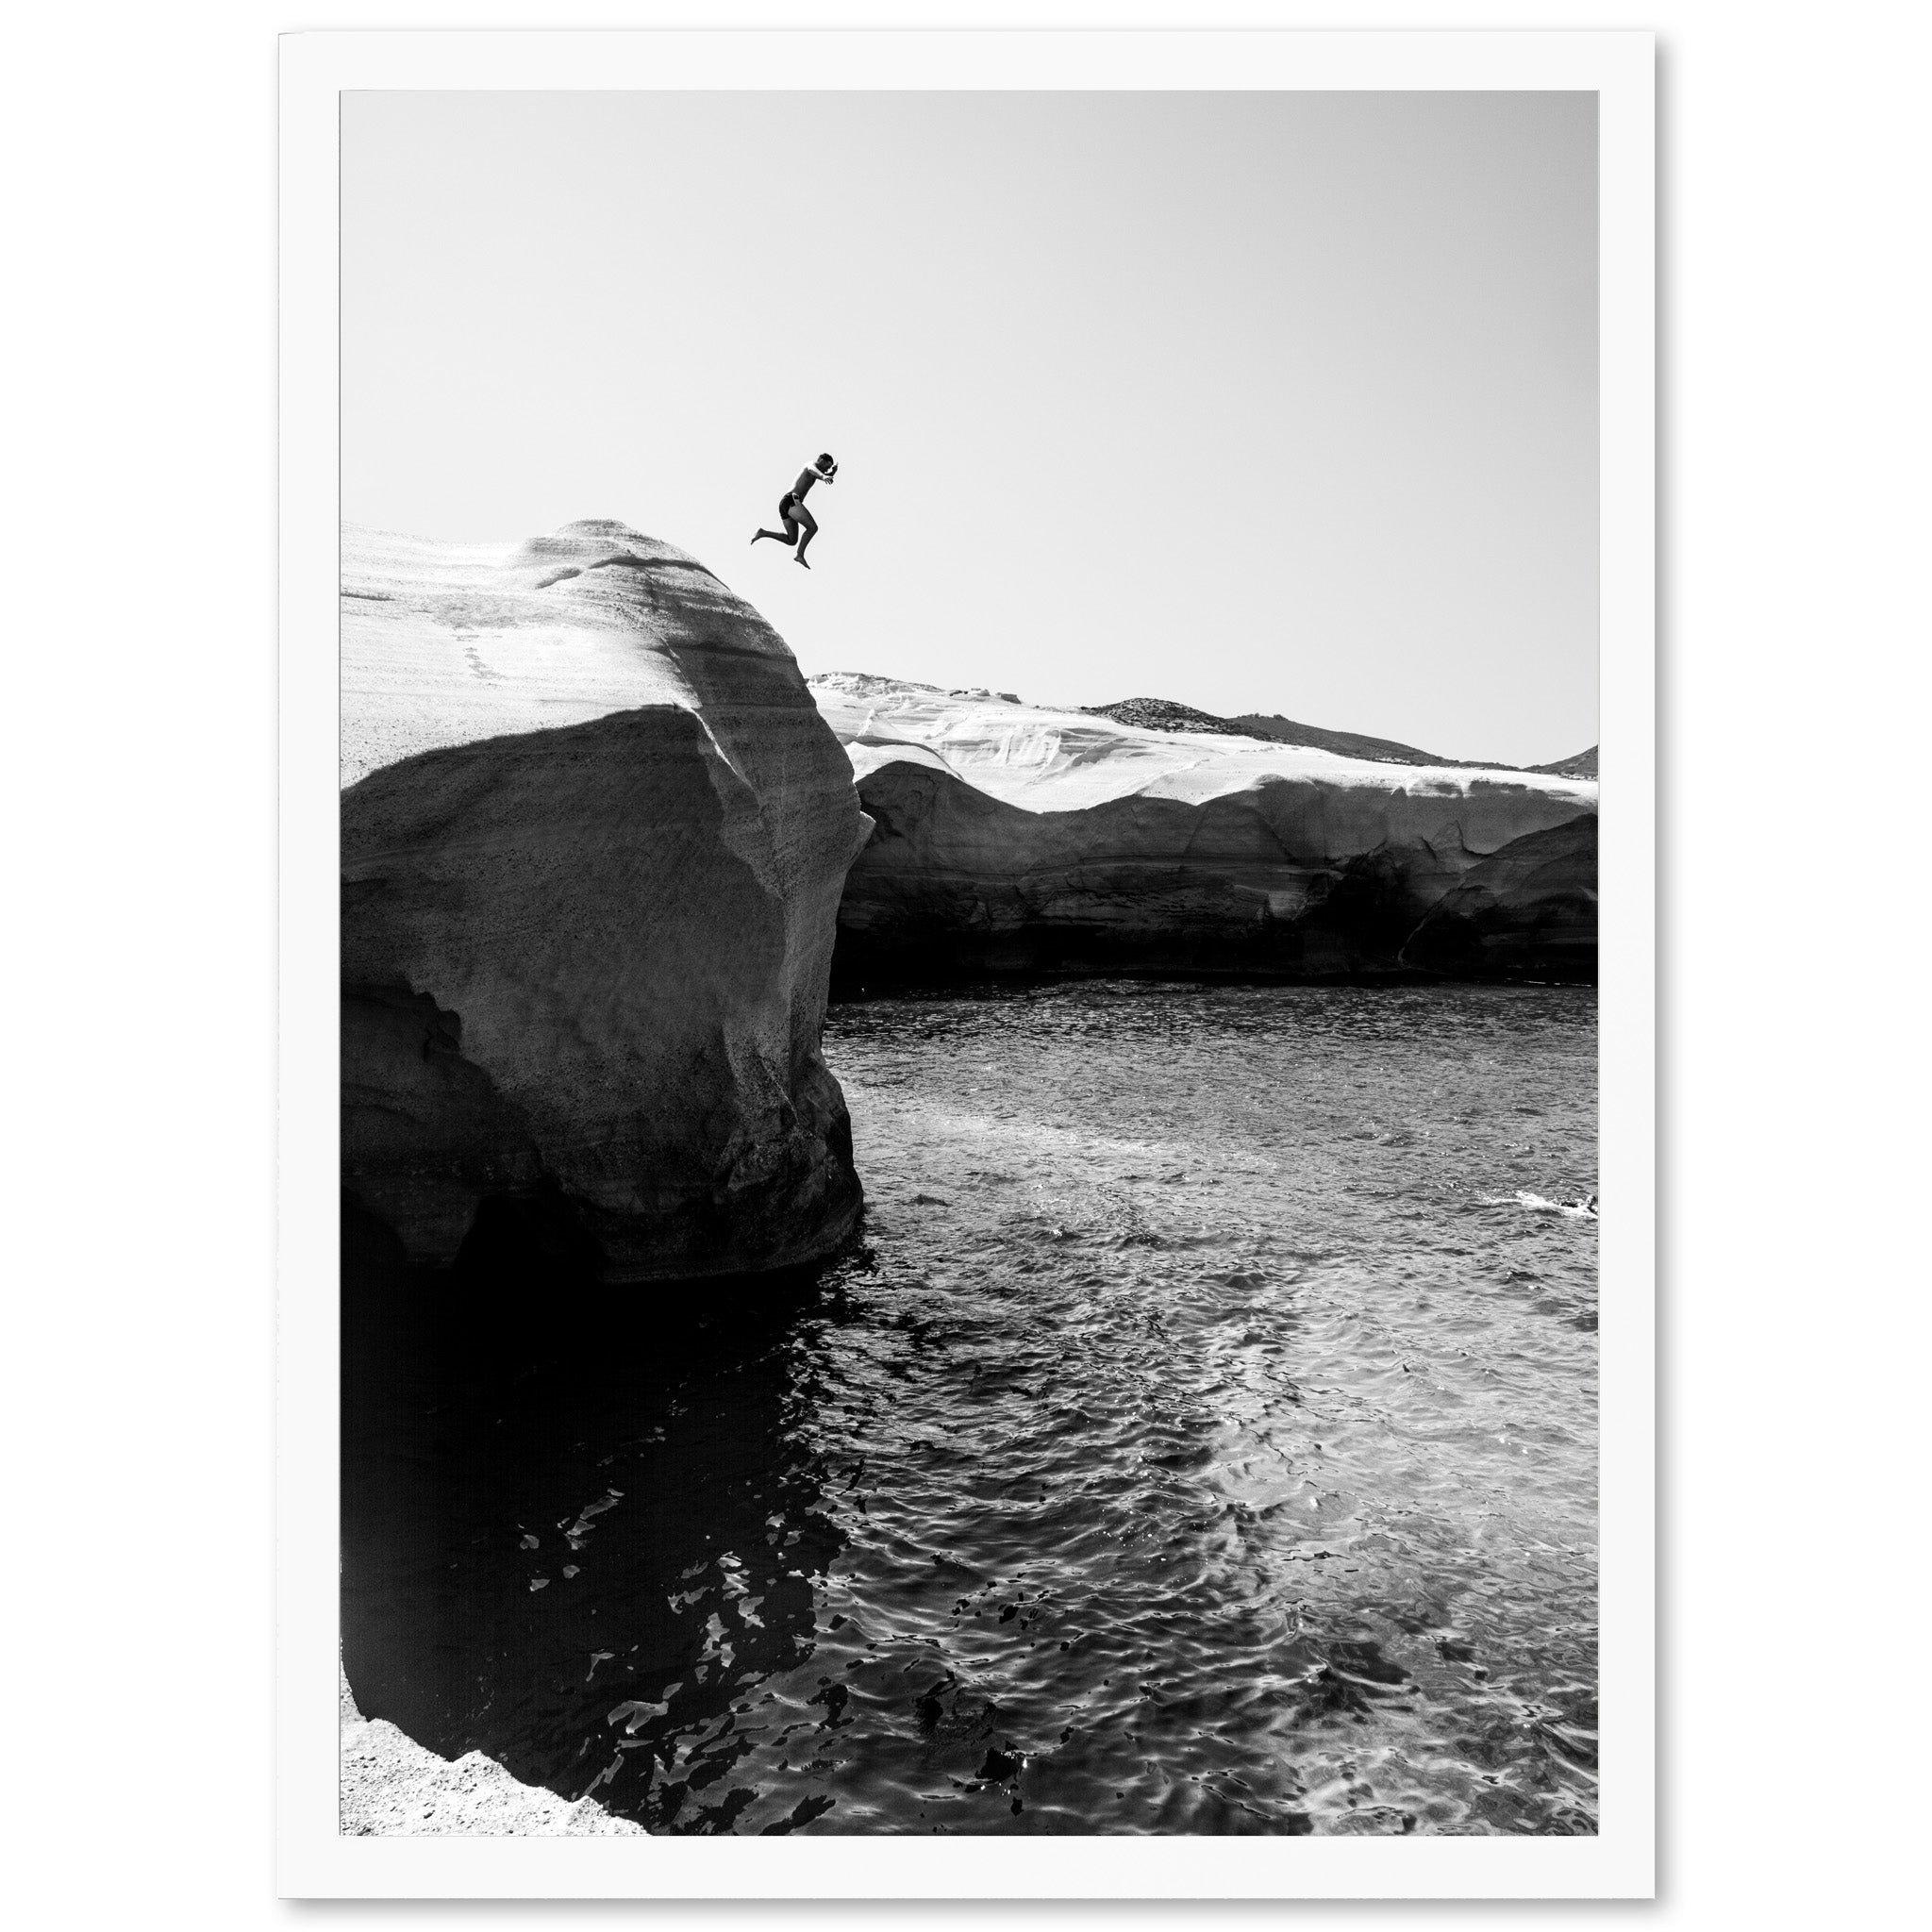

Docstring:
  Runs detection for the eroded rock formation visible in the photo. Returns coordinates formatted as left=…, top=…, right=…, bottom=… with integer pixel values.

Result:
left=341, top=523, right=869, bottom=1281
left=1400, top=813, right=1599, bottom=976
left=808, top=675, right=1597, bottom=983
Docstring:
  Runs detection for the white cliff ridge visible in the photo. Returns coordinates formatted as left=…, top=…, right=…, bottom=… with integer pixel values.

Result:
left=807, top=674, right=1599, bottom=981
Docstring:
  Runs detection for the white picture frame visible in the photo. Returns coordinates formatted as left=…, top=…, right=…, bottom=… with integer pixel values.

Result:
left=280, top=25, right=1653, bottom=1899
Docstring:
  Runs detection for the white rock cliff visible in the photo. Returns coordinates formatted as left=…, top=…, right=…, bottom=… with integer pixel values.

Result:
left=341, top=523, right=870, bottom=1281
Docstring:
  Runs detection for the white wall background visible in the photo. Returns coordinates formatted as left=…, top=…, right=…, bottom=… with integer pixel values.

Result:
left=8, top=1, right=1928, bottom=1926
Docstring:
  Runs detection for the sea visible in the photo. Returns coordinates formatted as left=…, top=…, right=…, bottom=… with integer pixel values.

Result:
left=341, top=982, right=1598, bottom=1837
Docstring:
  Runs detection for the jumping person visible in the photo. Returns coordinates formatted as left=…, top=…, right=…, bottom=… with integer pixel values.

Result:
left=752, top=453, right=838, bottom=567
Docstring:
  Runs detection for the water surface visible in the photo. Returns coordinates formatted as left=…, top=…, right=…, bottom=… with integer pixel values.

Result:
left=343, top=983, right=1597, bottom=1836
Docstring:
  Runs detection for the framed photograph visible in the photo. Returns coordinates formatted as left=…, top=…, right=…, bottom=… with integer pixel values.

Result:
left=280, top=26, right=1654, bottom=1899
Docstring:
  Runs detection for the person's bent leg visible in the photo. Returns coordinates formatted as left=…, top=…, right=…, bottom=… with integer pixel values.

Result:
left=793, top=505, right=819, bottom=563
left=756, top=499, right=803, bottom=548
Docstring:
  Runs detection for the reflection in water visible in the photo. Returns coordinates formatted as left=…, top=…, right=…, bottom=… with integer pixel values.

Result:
left=343, top=984, right=1597, bottom=1835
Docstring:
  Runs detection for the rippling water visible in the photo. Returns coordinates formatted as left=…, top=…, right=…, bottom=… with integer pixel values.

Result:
left=343, top=984, right=1597, bottom=1837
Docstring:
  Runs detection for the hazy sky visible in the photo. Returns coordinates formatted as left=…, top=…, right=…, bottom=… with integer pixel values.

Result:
left=343, top=91, right=1597, bottom=765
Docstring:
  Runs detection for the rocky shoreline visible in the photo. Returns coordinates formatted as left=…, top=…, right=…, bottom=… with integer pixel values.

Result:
left=340, top=1671, right=642, bottom=1837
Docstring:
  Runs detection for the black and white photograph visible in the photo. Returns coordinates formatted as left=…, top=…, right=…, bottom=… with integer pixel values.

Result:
left=286, top=27, right=1655, bottom=1893
left=337, top=80, right=1611, bottom=1843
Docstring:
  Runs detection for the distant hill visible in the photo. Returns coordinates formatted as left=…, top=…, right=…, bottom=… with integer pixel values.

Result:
left=1527, top=746, right=1598, bottom=778
left=1089, top=698, right=1464, bottom=767
left=1081, top=697, right=1252, bottom=738
left=1227, top=711, right=1456, bottom=768
left=1084, top=698, right=1594, bottom=776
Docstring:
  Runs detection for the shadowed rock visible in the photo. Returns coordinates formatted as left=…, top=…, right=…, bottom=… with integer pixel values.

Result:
left=1400, top=814, right=1599, bottom=976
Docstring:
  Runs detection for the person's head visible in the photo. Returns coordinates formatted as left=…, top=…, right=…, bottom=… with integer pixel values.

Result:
left=815, top=453, right=837, bottom=475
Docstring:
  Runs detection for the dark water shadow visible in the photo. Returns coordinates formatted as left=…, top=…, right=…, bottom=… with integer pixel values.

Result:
left=341, top=1197, right=854, bottom=1832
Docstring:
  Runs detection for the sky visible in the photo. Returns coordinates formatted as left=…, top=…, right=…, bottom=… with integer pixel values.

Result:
left=342, top=91, right=1597, bottom=766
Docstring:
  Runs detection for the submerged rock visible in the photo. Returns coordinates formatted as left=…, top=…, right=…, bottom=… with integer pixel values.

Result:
left=341, top=522, right=869, bottom=1280
left=807, top=675, right=1597, bottom=984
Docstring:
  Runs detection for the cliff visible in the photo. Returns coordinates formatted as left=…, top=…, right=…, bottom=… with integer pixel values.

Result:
left=807, top=675, right=1597, bottom=984
left=341, top=522, right=869, bottom=1281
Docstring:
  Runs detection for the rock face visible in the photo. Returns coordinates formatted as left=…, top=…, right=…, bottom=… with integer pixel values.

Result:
left=341, top=523, right=869, bottom=1281
left=808, top=675, right=1598, bottom=984
left=1400, top=813, right=1599, bottom=976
